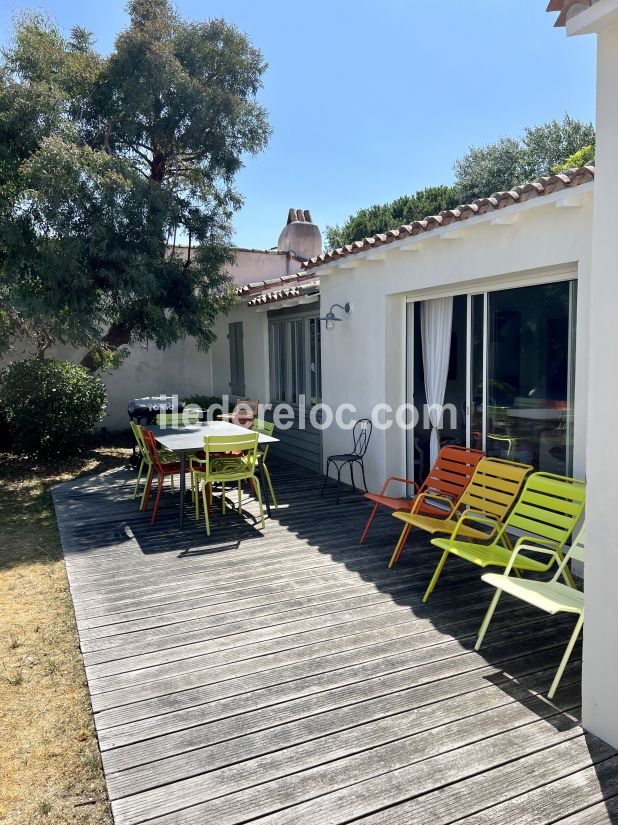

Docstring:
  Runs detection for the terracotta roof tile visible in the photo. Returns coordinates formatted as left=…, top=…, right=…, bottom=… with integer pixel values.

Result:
left=302, top=165, right=594, bottom=272
left=246, top=280, right=320, bottom=307
left=547, top=0, right=594, bottom=27
left=237, top=271, right=321, bottom=307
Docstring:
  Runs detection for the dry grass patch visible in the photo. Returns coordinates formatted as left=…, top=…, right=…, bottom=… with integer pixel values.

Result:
left=0, top=443, right=131, bottom=824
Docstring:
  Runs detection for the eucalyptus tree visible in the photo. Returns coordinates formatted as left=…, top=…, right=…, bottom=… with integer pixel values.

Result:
left=0, top=0, right=270, bottom=368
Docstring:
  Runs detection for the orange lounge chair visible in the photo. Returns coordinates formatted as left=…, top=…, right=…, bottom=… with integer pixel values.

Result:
left=359, top=445, right=485, bottom=544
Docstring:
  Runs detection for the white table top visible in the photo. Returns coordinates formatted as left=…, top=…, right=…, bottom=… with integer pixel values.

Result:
left=148, top=420, right=278, bottom=453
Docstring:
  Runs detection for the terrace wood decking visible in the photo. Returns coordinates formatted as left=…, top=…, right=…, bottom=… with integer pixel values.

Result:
left=52, top=461, right=618, bottom=825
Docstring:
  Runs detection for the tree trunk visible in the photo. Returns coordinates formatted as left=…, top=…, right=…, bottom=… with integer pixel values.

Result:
left=80, top=322, right=132, bottom=373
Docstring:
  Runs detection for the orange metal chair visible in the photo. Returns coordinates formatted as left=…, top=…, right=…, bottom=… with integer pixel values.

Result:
left=359, top=445, right=485, bottom=544
left=141, top=428, right=184, bottom=524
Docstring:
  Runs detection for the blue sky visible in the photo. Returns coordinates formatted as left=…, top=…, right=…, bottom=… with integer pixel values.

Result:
left=0, top=1, right=596, bottom=249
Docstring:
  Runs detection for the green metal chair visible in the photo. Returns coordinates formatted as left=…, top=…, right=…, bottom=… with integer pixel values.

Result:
left=130, top=422, right=177, bottom=507
left=251, top=418, right=278, bottom=508
left=423, top=471, right=586, bottom=603
left=476, top=526, right=585, bottom=699
left=156, top=410, right=201, bottom=426
left=190, top=432, right=265, bottom=536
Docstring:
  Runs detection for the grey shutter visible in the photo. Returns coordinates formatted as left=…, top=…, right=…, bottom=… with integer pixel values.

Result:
left=228, top=322, right=245, bottom=397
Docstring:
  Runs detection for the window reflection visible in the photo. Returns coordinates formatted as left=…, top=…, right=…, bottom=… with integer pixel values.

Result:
left=486, top=282, right=575, bottom=474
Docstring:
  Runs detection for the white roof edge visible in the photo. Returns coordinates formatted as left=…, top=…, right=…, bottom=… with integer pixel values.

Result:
left=302, top=181, right=594, bottom=276
left=566, top=0, right=618, bottom=34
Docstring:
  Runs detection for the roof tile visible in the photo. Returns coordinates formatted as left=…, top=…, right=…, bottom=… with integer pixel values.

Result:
left=547, top=0, right=594, bottom=26
left=302, top=165, right=594, bottom=272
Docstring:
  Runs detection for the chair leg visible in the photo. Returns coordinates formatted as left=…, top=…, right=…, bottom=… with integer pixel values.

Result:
left=194, top=476, right=200, bottom=520
left=151, top=472, right=164, bottom=524
left=263, top=463, right=278, bottom=509
left=388, top=523, right=412, bottom=568
left=170, top=473, right=175, bottom=494
left=475, top=588, right=504, bottom=650
left=555, top=550, right=577, bottom=589
left=548, top=613, right=584, bottom=699
left=360, top=460, right=368, bottom=493
left=253, top=477, right=265, bottom=529
left=321, top=460, right=331, bottom=497
left=422, top=550, right=450, bottom=603
left=336, top=463, right=344, bottom=505
left=201, top=481, right=211, bottom=536
left=238, top=481, right=242, bottom=515
left=141, top=465, right=154, bottom=511
left=133, top=458, right=145, bottom=500
left=360, top=501, right=380, bottom=545
left=222, top=481, right=226, bottom=514
left=349, top=461, right=356, bottom=492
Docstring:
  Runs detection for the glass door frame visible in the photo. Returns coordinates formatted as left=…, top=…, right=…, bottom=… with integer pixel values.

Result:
left=405, top=270, right=577, bottom=482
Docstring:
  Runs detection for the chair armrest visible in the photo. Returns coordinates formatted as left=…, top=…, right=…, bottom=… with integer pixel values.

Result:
left=412, top=491, right=457, bottom=516
left=450, top=511, right=501, bottom=542
left=189, top=457, right=207, bottom=471
left=378, top=476, right=420, bottom=497
left=503, top=537, right=561, bottom=575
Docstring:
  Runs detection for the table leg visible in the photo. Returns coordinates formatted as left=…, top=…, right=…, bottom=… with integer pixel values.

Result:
left=258, top=456, right=271, bottom=518
left=179, top=452, right=186, bottom=530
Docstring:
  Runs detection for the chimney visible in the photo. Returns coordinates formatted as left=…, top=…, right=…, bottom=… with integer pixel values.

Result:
left=277, top=208, right=322, bottom=261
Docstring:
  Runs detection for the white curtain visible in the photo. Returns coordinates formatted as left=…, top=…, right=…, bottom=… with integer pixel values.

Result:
left=421, top=297, right=453, bottom=466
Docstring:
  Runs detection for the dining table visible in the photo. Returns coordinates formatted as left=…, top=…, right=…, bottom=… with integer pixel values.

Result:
left=147, top=420, right=279, bottom=529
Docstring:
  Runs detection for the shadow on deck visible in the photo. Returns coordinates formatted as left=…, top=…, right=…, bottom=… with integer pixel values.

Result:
left=51, top=459, right=618, bottom=825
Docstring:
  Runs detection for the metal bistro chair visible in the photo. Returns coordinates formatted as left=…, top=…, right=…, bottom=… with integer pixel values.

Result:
left=321, top=418, right=373, bottom=504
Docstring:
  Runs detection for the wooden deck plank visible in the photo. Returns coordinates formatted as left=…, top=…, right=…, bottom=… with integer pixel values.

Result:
left=88, top=609, right=572, bottom=709
left=128, top=701, right=583, bottom=825
left=50, top=461, right=610, bottom=825
left=352, top=737, right=618, bottom=824
left=98, top=646, right=577, bottom=751
left=81, top=579, right=530, bottom=671
left=553, top=792, right=618, bottom=824
left=104, top=666, right=582, bottom=800
left=461, top=755, right=618, bottom=824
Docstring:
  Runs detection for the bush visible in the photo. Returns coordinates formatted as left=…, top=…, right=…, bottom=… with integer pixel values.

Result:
left=0, top=358, right=107, bottom=456
left=551, top=145, right=595, bottom=174
left=182, top=395, right=223, bottom=412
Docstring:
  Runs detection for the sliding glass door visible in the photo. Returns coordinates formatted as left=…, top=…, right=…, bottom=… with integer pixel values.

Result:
left=407, top=277, right=577, bottom=480
left=483, top=281, right=575, bottom=473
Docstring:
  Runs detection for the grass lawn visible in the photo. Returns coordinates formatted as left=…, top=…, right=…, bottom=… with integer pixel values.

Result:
left=0, top=440, right=132, bottom=824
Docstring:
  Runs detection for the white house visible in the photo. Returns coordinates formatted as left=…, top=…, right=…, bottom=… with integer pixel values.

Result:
left=547, top=0, right=618, bottom=752
left=26, top=0, right=618, bottom=750
left=305, top=168, right=594, bottom=495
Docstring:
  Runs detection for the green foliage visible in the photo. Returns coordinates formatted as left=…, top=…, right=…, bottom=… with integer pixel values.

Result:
left=0, top=3, right=270, bottom=366
left=452, top=137, right=522, bottom=204
left=182, top=394, right=223, bottom=410
left=454, top=115, right=595, bottom=202
left=326, top=185, right=460, bottom=250
left=551, top=145, right=595, bottom=173
left=0, top=358, right=107, bottom=456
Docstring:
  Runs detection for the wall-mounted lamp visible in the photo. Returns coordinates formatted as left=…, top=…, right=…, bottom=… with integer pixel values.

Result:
left=321, top=302, right=350, bottom=330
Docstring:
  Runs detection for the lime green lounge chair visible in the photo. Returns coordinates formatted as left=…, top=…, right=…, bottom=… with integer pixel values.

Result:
left=476, top=526, right=586, bottom=698
left=423, top=471, right=586, bottom=603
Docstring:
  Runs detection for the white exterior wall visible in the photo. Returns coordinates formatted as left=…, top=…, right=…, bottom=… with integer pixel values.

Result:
left=207, top=301, right=270, bottom=403
left=319, top=190, right=593, bottom=494
left=580, top=17, right=618, bottom=750
left=38, top=299, right=269, bottom=430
